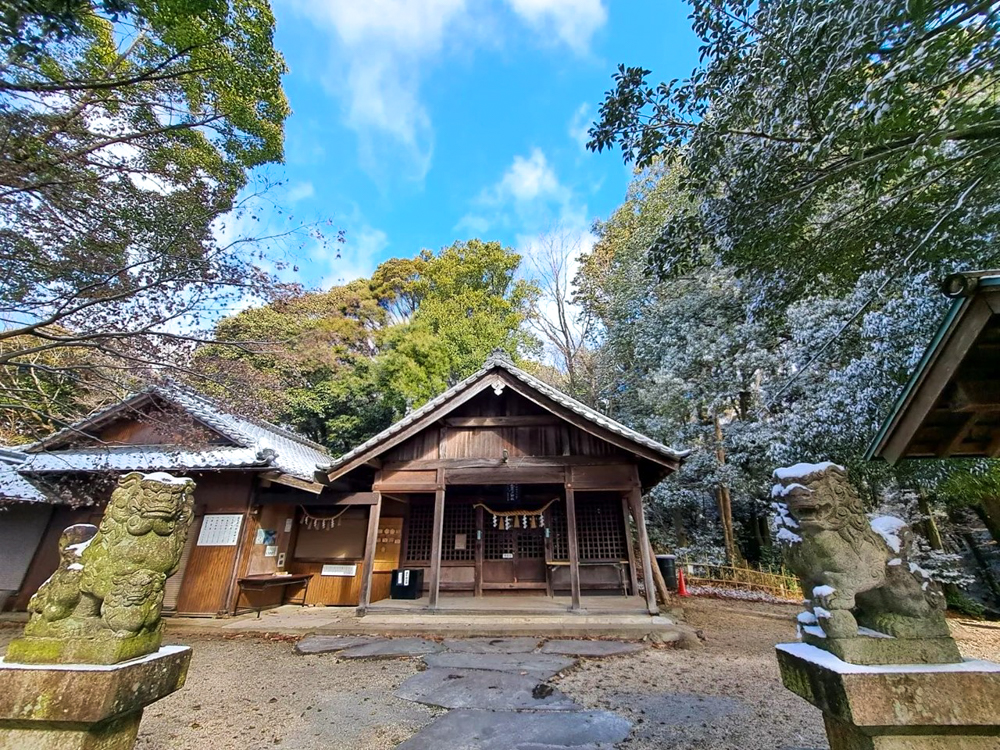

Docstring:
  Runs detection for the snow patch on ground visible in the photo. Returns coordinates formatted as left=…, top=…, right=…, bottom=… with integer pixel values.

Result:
left=773, top=462, right=845, bottom=481
left=869, top=515, right=906, bottom=553
left=688, top=586, right=801, bottom=604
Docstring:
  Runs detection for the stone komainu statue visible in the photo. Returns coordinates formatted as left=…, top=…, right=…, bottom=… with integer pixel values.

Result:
left=772, top=462, right=961, bottom=665
left=6, top=472, right=195, bottom=665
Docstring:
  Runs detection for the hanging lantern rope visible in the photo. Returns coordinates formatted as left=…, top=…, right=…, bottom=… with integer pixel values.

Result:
left=299, top=505, right=350, bottom=530
left=473, top=498, right=557, bottom=531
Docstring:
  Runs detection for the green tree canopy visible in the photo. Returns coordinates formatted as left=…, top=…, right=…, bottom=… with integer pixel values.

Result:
left=200, top=239, right=539, bottom=453
left=0, top=0, right=297, bottom=440
left=589, top=0, right=1000, bottom=297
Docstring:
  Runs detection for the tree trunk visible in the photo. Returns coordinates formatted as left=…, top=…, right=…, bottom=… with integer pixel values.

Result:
left=672, top=507, right=689, bottom=547
left=713, top=414, right=741, bottom=564
left=917, top=491, right=945, bottom=551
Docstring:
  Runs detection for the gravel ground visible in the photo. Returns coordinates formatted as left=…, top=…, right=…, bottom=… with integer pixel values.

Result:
left=556, top=598, right=829, bottom=750
left=1, top=599, right=998, bottom=750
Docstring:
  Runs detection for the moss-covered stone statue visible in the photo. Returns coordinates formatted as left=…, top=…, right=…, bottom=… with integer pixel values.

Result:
left=771, top=462, right=961, bottom=665
left=6, top=472, right=195, bottom=665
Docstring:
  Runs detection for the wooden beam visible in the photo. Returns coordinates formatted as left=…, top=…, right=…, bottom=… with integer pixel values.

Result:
left=938, top=413, right=980, bottom=458
left=952, top=381, right=1000, bottom=412
left=260, top=471, right=324, bottom=495
left=474, top=504, right=484, bottom=598
left=621, top=496, right=639, bottom=596
left=383, top=456, right=634, bottom=471
left=443, top=416, right=558, bottom=427
left=446, top=465, right=567, bottom=486
left=355, top=490, right=383, bottom=616
left=987, top=430, right=1000, bottom=458
left=428, top=468, right=446, bottom=608
left=565, top=482, right=581, bottom=611
left=628, top=484, right=659, bottom=616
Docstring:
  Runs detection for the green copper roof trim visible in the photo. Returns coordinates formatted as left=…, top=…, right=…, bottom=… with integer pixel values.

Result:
left=864, top=297, right=965, bottom=461
left=865, top=274, right=1000, bottom=461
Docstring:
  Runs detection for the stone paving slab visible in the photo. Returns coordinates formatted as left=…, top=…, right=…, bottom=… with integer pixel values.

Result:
left=395, top=668, right=579, bottom=711
left=441, top=637, right=541, bottom=653
left=424, top=651, right=577, bottom=680
left=539, top=639, right=646, bottom=657
left=337, top=637, right=442, bottom=659
left=293, top=635, right=376, bottom=655
left=396, top=708, right=632, bottom=749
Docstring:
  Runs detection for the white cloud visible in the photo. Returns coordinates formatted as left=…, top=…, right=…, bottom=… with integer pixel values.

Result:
left=505, top=0, right=607, bottom=54
left=498, top=148, right=562, bottom=202
left=287, top=181, right=315, bottom=203
left=280, top=0, right=607, bottom=183
left=282, top=0, right=468, bottom=182
left=568, top=103, right=592, bottom=151
left=459, top=147, right=573, bottom=234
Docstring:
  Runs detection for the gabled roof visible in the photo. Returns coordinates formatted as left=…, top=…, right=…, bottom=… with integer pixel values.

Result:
left=322, top=353, right=689, bottom=483
left=0, top=448, right=47, bottom=503
left=867, top=271, right=1000, bottom=463
left=21, top=384, right=332, bottom=482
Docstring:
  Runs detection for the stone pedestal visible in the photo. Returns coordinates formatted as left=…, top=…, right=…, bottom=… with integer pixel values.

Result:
left=776, top=642, right=1000, bottom=749
left=0, top=645, right=191, bottom=750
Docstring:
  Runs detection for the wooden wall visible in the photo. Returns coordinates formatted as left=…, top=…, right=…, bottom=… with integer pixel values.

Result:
left=383, top=389, right=631, bottom=465
left=172, top=472, right=255, bottom=616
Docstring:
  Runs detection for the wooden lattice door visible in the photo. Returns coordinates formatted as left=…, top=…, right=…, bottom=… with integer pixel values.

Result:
left=483, top=524, right=545, bottom=587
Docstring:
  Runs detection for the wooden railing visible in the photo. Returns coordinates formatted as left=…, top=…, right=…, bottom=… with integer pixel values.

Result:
left=683, top=561, right=803, bottom=601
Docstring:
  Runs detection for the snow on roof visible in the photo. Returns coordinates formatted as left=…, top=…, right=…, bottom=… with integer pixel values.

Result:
left=322, top=353, right=689, bottom=478
left=22, top=384, right=332, bottom=482
left=773, top=462, right=845, bottom=482
left=19, top=445, right=271, bottom=474
left=0, top=449, right=47, bottom=503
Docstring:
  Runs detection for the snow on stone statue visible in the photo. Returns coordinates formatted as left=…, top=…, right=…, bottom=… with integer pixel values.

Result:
left=6, top=472, right=195, bottom=665
left=771, top=462, right=960, bottom=665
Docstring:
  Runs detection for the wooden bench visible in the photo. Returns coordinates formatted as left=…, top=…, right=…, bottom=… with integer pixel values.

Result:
left=546, top=560, right=630, bottom=596
left=235, top=573, right=312, bottom=617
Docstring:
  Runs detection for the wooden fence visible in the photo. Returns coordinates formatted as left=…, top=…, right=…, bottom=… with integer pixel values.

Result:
left=683, top=561, right=803, bottom=601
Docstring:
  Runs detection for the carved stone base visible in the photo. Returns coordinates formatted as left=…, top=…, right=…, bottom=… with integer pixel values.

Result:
left=0, top=645, right=190, bottom=750
left=6, top=625, right=163, bottom=666
left=777, top=642, right=1000, bottom=749
left=801, top=631, right=963, bottom=666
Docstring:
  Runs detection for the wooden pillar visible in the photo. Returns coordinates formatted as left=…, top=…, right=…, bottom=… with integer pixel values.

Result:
left=621, top=495, right=640, bottom=596
left=356, top=490, right=383, bottom=616
left=629, top=485, right=658, bottom=615
left=428, top=468, right=446, bottom=608
left=474, top=503, right=484, bottom=598
left=565, top=482, right=581, bottom=611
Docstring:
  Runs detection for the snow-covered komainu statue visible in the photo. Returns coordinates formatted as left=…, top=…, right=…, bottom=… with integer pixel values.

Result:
left=6, top=472, right=195, bottom=665
left=772, top=462, right=960, bottom=665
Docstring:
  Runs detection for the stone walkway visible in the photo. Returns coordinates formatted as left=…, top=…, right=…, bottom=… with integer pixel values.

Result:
left=293, top=634, right=646, bottom=749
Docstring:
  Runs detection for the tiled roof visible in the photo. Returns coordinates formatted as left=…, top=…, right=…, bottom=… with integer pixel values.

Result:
left=22, top=385, right=332, bottom=482
left=322, top=353, right=688, bottom=477
left=0, top=449, right=47, bottom=503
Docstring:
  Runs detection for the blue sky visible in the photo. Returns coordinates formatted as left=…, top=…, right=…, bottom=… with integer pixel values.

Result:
left=262, top=1, right=702, bottom=290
